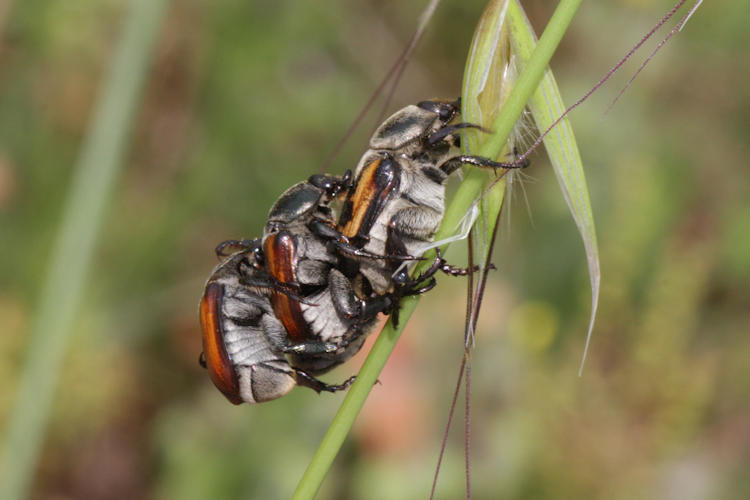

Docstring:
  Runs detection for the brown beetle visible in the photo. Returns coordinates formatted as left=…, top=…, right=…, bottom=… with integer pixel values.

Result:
left=199, top=244, right=357, bottom=404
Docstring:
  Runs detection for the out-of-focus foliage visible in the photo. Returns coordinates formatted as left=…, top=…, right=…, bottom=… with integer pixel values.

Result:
left=1, top=0, right=749, bottom=499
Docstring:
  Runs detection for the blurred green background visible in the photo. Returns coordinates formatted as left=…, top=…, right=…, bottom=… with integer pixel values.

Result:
left=1, top=0, right=749, bottom=498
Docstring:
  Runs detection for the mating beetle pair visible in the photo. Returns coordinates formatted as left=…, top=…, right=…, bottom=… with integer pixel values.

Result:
left=199, top=99, right=528, bottom=404
left=199, top=174, right=439, bottom=404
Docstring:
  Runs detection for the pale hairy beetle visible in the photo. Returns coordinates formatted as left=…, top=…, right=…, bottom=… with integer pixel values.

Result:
left=335, top=98, right=528, bottom=294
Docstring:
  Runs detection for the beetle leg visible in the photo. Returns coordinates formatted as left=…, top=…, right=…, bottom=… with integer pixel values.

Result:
left=324, top=267, right=401, bottom=329
left=309, top=218, right=420, bottom=261
left=401, top=278, right=437, bottom=297
left=327, top=269, right=364, bottom=320
left=417, top=99, right=460, bottom=121
left=439, top=154, right=530, bottom=176
left=325, top=265, right=434, bottom=327
left=387, top=277, right=438, bottom=327
left=307, top=169, right=353, bottom=198
left=378, top=276, right=437, bottom=328
left=324, top=269, right=402, bottom=348
left=417, top=248, right=490, bottom=278
left=326, top=269, right=393, bottom=334
left=326, top=270, right=437, bottom=330
left=294, top=370, right=357, bottom=394
left=427, top=122, right=490, bottom=146
left=439, top=260, right=495, bottom=276
left=356, top=293, right=396, bottom=321
left=332, top=238, right=421, bottom=261
left=215, top=238, right=261, bottom=258
left=239, top=275, right=319, bottom=306
left=392, top=263, right=436, bottom=289
left=385, top=205, right=443, bottom=259
left=391, top=249, right=488, bottom=293
left=281, top=341, right=341, bottom=356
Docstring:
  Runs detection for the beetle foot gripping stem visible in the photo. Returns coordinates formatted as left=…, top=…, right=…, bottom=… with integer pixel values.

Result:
left=393, top=248, right=485, bottom=286
left=440, top=261, right=496, bottom=277
left=386, top=249, right=494, bottom=326
left=439, top=150, right=530, bottom=176
left=385, top=277, right=437, bottom=328
left=295, top=370, right=357, bottom=394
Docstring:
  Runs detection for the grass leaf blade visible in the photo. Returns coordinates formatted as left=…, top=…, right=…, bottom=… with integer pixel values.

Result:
left=508, top=1, right=600, bottom=375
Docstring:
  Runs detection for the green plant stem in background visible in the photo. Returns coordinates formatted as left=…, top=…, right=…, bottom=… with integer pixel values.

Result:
left=292, top=1, right=582, bottom=498
left=0, top=1, right=169, bottom=498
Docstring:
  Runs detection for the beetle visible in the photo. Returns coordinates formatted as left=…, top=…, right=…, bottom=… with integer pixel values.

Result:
left=334, top=98, right=528, bottom=294
left=199, top=243, right=360, bottom=404
left=259, top=174, right=385, bottom=374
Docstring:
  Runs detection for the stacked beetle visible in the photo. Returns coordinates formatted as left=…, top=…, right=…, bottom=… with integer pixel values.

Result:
left=199, top=99, right=528, bottom=404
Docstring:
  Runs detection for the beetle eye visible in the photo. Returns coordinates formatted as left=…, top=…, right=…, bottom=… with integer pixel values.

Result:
left=198, top=352, right=207, bottom=369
